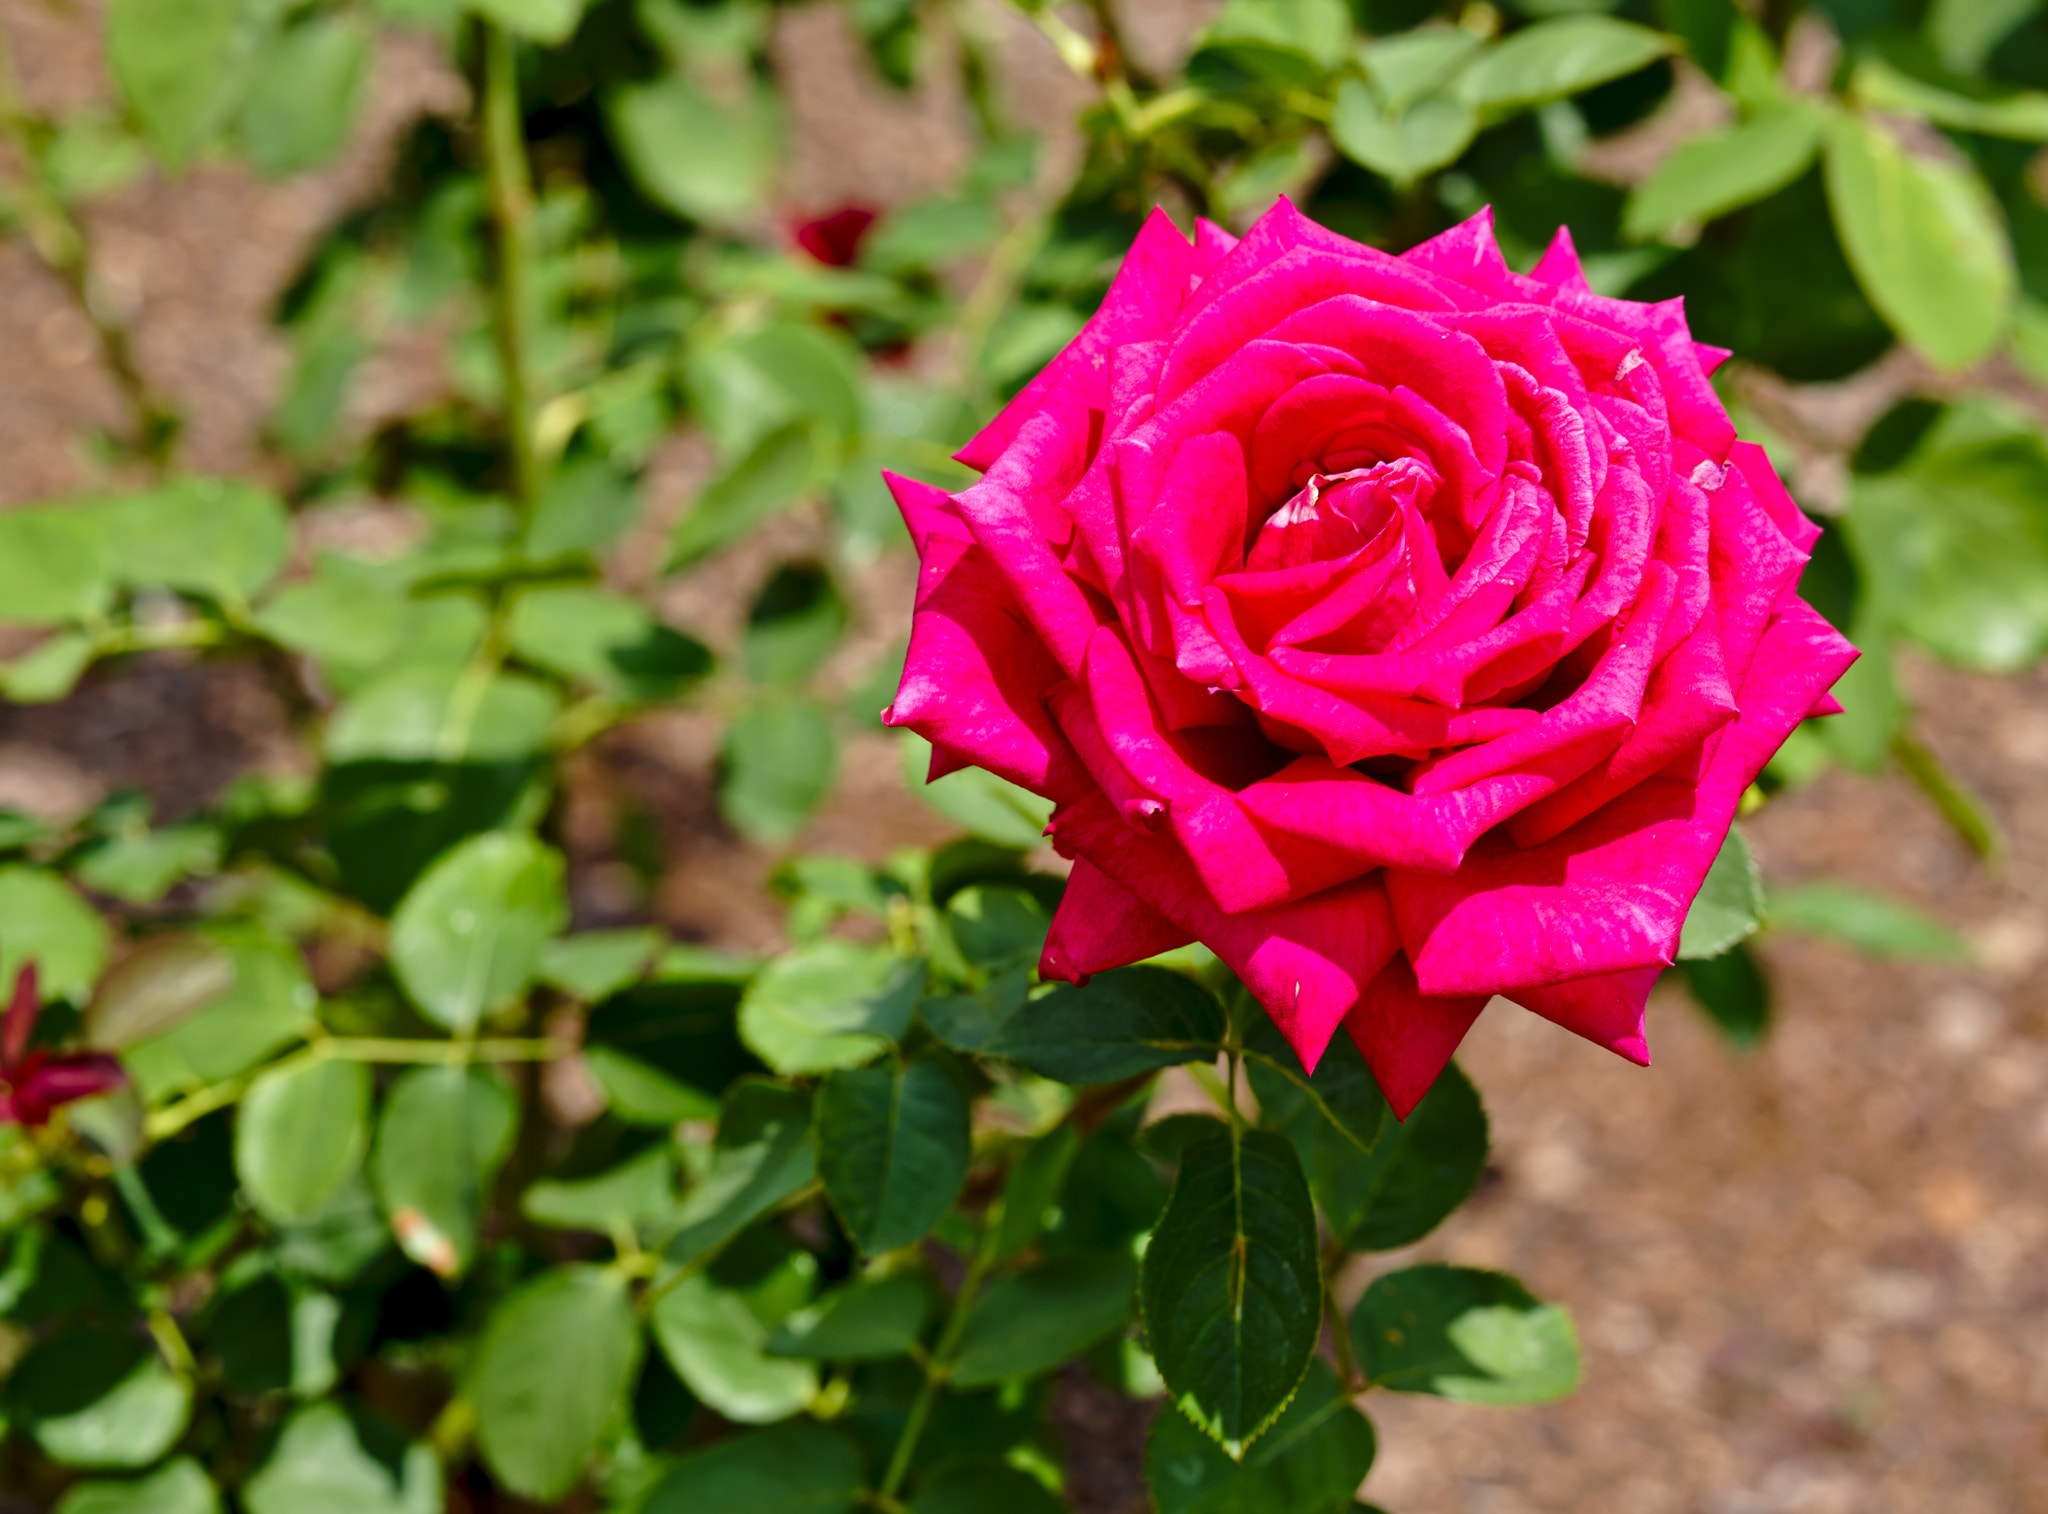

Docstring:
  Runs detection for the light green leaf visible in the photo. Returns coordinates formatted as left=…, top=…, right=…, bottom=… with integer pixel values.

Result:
left=237, top=14, right=369, bottom=176
left=739, top=939, right=919, bottom=1075
left=651, top=1274, right=818, bottom=1423
left=100, top=478, right=290, bottom=603
left=1927, top=0, right=2037, bottom=74
left=945, top=884, right=1050, bottom=974
left=582, top=1044, right=721, bottom=1125
left=816, top=1058, right=971, bottom=1255
left=639, top=1422, right=861, bottom=1514
left=990, top=966, right=1226, bottom=1085
left=389, top=831, right=568, bottom=1032
left=1678, top=826, right=1763, bottom=960
left=1145, top=1357, right=1375, bottom=1514
left=72, top=825, right=220, bottom=905
left=1352, top=1263, right=1579, bottom=1404
left=666, top=1080, right=815, bottom=1267
left=10, top=1330, right=192, bottom=1469
left=1824, top=112, right=2014, bottom=371
left=236, top=1057, right=370, bottom=1224
left=1199, top=0, right=1350, bottom=70
left=671, top=420, right=820, bottom=568
left=244, top=1402, right=439, bottom=1514
left=953, top=1250, right=1138, bottom=1388
left=1767, top=882, right=1970, bottom=960
left=469, top=1266, right=640, bottom=1501
left=745, top=563, right=848, bottom=686
left=106, top=0, right=256, bottom=169
left=370, top=1066, right=518, bottom=1276
left=606, top=76, right=777, bottom=224
left=1360, top=27, right=1484, bottom=113
left=325, top=666, right=561, bottom=763
left=5, top=630, right=96, bottom=703
left=84, top=933, right=235, bottom=1050
left=0, top=508, right=110, bottom=625
left=55, top=1457, right=220, bottom=1514
left=521, top=1145, right=679, bottom=1234
left=1457, top=17, right=1672, bottom=111
left=508, top=586, right=710, bottom=700
left=471, top=0, right=586, bottom=43
left=1624, top=102, right=1824, bottom=241
left=1141, top=1127, right=1320, bottom=1453
left=0, top=867, right=110, bottom=1002
left=900, top=732, right=1052, bottom=848
left=861, top=197, right=1000, bottom=276
left=1852, top=57, right=2048, bottom=141
left=124, top=926, right=315, bottom=1101
left=1332, top=79, right=1476, bottom=185
left=536, top=927, right=664, bottom=1002
left=1848, top=408, right=2048, bottom=669
left=720, top=699, right=838, bottom=842
left=765, top=1273, right=929, bottom=1360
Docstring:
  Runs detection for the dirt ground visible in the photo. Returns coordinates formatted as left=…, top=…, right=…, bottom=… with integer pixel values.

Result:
left=2, top=3, right=2046, bottom=1511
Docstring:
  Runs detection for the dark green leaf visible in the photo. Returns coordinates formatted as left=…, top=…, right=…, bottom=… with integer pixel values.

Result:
left=1141, top=1127, right=1320, bottom=1452
left=1677, top=826, right=1762, bottom=960
left=993, top=1123, right=1080, bottom=1260
left=370, top=1065, right=519, bottom=1276
left=745, top=563, right=848, bottom=685
left=640, top=1421, right=862, bottom=1514
left=667, top=1080, right=816, bottom=1267
left=766, top=1273, right=929, bottom=1359
left=242, top=1403, right=438, bottom=1514
left=1351, top=1264, right=1580, bottom=1404
left=953, top=1250, right=1139, bottom=1387
left=909, top=1461, right=1064, bottom=1514
left=721, top=700, right=839, bottom=842
left=1681, top=942, right=1771, bottom=1045
left=917, top=968, right=1029, bottom=1056
left=861, top=197, right=999, bottom=275
left=524, top=457, right=640, bottom=560
left=388, top=831, right=568, bottom=1031
left=651, top=1273, right=817, bottom=1423
left=1457, top=17, right=1672, bottom=110
left=272, top=1176, right=391, bottom=1285
left=54, top=1457, right=220, bottom=1514
left=235, top=1057, right=369, bottom=1224
left=1327, top=1058, right=1487, bottom=1253
left=1824, top=112, right=2014, bottom=372
left=739, top=940, right=920, bottom=1074
left=991, top=967, right=1226, bottom=1084
left=817, top=1058, right=971, bottom=1255
left=1146, top=1357, right=1375, bottom=1514
left=470, top=1265, right=641, bottom=1501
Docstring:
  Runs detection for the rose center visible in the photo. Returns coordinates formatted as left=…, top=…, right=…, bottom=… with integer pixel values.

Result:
left=1246, top=456, right=1437, bottom=574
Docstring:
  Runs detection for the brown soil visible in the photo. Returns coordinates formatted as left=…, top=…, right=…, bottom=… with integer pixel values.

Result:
left=2, top=4, right=2046, bottom=1512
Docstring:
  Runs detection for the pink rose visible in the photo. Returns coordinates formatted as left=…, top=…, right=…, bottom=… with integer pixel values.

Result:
left=884, top=201, right=1856, bottom=1115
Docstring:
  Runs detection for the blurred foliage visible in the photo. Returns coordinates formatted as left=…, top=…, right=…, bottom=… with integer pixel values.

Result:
left=0, top=0, right=2032, bottom=1506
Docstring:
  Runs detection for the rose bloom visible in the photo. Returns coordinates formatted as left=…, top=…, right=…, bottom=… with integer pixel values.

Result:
left=884, top=201, right=1856, bottom=1115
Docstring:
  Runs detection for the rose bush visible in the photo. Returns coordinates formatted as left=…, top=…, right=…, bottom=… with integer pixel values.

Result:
left=887, top=201, right=1858, bottom=1114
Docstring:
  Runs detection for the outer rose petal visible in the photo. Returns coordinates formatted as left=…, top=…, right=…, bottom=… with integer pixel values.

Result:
left=1509, top=968, right=1658, bottom=1066
left=1040, top=858, right=1192, bottom=980
left=1342, top=954, right=1487, bottom=1119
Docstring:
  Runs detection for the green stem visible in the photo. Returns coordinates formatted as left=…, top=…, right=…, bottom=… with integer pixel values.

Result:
left=879, top=1220, right=1001, bottom=1502
left=1893, top=729, right=2002, bottom=863
left=481, top=20, right=541, bottom=513
left=0, top=29, right=177, bottom=466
